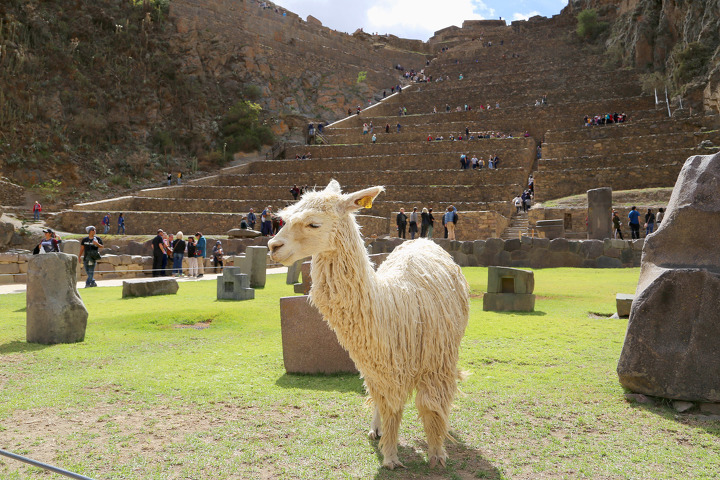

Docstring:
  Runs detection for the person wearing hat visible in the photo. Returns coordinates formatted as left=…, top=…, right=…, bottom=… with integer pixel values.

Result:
left=78, top=226, right=104, bottom=287
left=212, top=240, right=224, bottom=273
left=35, top=228, right=61, bottom=254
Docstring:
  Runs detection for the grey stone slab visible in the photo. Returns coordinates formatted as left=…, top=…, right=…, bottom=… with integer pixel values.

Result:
left=549, top=238, right=568, bottom=252
left=486, top=266, right=534, bottom=294
left=587, top=187, right=612, bottom=240
left=217, top=267, right=254, bottom=301
left=122, top=278, right=178, bottom=298
left=280, top=296, right=357, bottom=374
left=26, top=253, right=87, bottom=344
left=483, top=292, right=535, bottom=312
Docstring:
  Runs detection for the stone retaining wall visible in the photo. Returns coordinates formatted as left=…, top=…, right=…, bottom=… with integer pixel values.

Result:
left=370, top=236, right=643, bottom=269
left=0, top=179, right=25, bottom=206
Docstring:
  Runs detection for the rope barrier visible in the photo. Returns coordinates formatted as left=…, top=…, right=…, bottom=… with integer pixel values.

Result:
left=0, top=448, right=96, bottom=480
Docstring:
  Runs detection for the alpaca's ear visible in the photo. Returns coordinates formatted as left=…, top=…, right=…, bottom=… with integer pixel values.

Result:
left=341, top=186, right=384, bottom=212
left=325, top=179, right=342, bottom=194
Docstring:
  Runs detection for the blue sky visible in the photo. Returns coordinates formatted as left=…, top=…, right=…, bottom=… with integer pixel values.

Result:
left=275, top=0, right=569, bottom=40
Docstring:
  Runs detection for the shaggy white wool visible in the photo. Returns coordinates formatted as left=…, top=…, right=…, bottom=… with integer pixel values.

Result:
left=269, top=181, right=470, bottom=469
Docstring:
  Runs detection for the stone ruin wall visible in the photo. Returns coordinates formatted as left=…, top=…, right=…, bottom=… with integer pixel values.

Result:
left=0, top=179, right=25, bottom=207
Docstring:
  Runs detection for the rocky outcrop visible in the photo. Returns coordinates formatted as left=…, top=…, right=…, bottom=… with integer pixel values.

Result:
left=617, top=152, right=720, bottom=402
left=26, top=253, right=88, bottom=344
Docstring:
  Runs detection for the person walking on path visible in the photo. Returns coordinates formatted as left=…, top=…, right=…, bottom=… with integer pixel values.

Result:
left=187, top=236, right=198, bottom=278
left=172, top=232, right=186, bottom=277
left=420, top=207, right=430, bottom=238
left=427, top=208, right=435, bottom=238
left=79, top=226, right=104, bottom=288
left=612, top=211, right=623, bottom=240
left=102, top=213, right=110, bottom=234
left=628, top=206, right=641, bottom=239
left=32, top=201, right=42, bottom=221
left=261, top=206, right=273, bottom=236
left=117, top=213, right=125, bottom=234
left=177, top=172, right=183, bottom=185
left=167, top=172, right=172, bottom=186
left=194, top=232, right=206, bottom=277
left=644, top=208, right=656, bottom=236
left=151, top=229, right=167, bottom=277
left=396, top=208, right=407, bottom=239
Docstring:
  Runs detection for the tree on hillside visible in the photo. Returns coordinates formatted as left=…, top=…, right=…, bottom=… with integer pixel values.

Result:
left=576, top=9, right=608, bottom=42
left=220, top=100, right=274, bottom=156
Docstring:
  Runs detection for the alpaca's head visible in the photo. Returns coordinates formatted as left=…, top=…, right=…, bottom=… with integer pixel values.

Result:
left=268, top=180, right=384, bottom=265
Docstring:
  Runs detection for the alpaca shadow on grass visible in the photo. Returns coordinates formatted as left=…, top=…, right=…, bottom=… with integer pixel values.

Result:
left=370, top=430, right=502, bottom=479
left=275, top=373, right=365, bottom=395
left=0, top=340, right=52, bottom=354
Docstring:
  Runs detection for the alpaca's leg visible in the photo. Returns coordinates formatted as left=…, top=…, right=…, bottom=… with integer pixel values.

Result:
left=368, top=405, right=382, bottom=440
left=377, top=401, right=405, bottom=470
left=416, top=378, right=454, bottom=468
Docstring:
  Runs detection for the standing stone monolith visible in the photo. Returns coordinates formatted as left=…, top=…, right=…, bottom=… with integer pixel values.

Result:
left=26, top=253, right=88, bottom=344
left=587, top=187, right=612, bottom=240
left=237, top=246, right=268, bottom=288
left=617, top=152, right=720, bottom=402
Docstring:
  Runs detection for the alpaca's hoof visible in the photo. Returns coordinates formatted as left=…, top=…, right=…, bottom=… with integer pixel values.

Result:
left=382, top=457, right=406, bottom=470
left=429, top=455, right=447, bottom=468
left=368, top=429, right=381, bottom=440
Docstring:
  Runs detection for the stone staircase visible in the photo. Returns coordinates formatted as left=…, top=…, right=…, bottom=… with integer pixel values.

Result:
left=501, top=211, right=529, bottom=240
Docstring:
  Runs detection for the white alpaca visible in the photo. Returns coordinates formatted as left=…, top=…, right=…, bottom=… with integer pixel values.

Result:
left=268, top=180, right=469, bottom=469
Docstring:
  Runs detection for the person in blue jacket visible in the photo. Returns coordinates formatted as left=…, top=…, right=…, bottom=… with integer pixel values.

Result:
left=194, top=232, right=206, bottom=278
left=628, top=206, right=640, bottom=239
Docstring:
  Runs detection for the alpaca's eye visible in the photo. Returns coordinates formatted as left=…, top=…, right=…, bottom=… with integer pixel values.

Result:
left=308, top=223, right=321, bottom=229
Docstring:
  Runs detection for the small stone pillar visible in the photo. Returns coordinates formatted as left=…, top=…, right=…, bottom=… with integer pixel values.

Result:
left=587, top=187, right=612, bottom=240
left=286, top=257, right=309, bottom=285
left=26, top=253, right=88, bottom=344
left=217, top=267, right=254, bottom=300
left=237, top=246, right=268, bottom=288
left=483, top=266, right=535, bottom=311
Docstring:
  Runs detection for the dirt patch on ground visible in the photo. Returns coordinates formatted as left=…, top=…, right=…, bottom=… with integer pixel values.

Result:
left=173, top=319, right=213, bottom=330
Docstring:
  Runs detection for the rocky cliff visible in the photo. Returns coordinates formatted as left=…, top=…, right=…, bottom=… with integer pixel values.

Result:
left=565, top=0, right=720, bottom=112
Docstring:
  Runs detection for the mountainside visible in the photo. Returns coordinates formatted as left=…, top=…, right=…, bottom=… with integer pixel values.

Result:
left=0, top=0, right=428, bottom=201
left=565, top=0, right=720, bottom=112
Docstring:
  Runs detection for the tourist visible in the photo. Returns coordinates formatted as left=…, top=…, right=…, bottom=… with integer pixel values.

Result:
left=396, top=122, right=401, bottom=133
left=385, top=123, right=390, bottom=133
left=460, top=153, right=467, bottom=169
left=409, top=207, right=419, bottom=240
left=290, top=184, right=300, bottom=200
left=612, top=211, right=624, bottom=240
left=117, top=213, right=125, bottom=234
left=524, top=191, right=532, bottom=212
left=212, top=241, right=224, bottom=273
left=656, top=207, right=665, bottom=226
left=79, top=226, right=104, bottom=288
left=177, top=172, right=183, bottom=185
left=162, top=233, right=173, bottom=276
left=471, top=156, right=479, bottom=169
left=194, top=232, right=206, bottom=277
left=444, top=206, right=458, bottom=240
left=247, top=208, right=256, bottom=230
left=101, top=213, right=111, bottom=234
left=427, top=208, right=435, bottom=238
left=151, top=229, right=166, bottom=277
left=36, top=228, right=61, bottom=253
left=420, top=207, right=430, bottom=238
left=396, top=208, right=407, bottom=239
left=172, top=232, right=186, bottom=277
left=167, top=172, right=172, bottom=186
left=240, top=216, right=249, bottom=230
left=261, top=206, right=273, bottom=235
left=362, top=123, right=368, bottom=135
left=513, top=195, right=522, bottom=214
left=372, top=133, right=377, bottom=144
left=644, top=208, right=656, bottom=236
left=628, top=206, right=641, bottom=239
left=32, top=201, right=42, bottom=221
left=187, top=236, right=198, bottom=278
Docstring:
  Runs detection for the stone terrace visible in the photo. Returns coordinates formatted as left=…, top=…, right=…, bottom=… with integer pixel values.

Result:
left=49, top=15, right=720, bottom=241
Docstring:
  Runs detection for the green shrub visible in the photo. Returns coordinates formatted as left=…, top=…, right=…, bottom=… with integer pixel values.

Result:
left=576, top=9, right=608, bottom=41
left=673, top=41, right=713, bottom=85
left=220, top=100, right=275, bottom=155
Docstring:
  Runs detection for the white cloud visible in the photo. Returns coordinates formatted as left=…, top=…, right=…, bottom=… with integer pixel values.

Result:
left=512, top=10, right=541, bottom=21
left=367, top=0, right=494, bottom=39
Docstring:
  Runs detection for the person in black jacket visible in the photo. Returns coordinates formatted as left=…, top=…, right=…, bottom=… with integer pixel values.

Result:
left=396, top=208, right=408, bottom=239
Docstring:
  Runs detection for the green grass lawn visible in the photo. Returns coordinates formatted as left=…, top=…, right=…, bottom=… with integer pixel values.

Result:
left=1, top=268, right=719, bottom=479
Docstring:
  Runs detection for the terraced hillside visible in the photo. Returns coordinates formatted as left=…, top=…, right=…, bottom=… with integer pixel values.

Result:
left=49, top=16, right=720, bottom=240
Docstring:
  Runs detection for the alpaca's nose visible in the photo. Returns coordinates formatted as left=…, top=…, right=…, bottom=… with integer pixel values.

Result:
left=268, top=239, right=283, bottom=256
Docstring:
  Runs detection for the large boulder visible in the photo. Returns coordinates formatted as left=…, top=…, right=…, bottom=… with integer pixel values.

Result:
left=26, top=253, right=88, bottom=344
left=617, top=152, right=720, bottom=402
left=227, top=228, right=261, bottom=238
